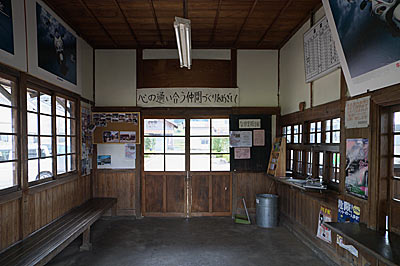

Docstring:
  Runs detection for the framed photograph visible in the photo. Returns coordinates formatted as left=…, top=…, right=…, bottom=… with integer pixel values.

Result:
left=323, top=0, right=400, bottom=96
left=120, top=131, right=136, bottom=143
left=26, top=0, right=82, bottom=94
left=103, top=131, right=119, bottom=143
left=0, top=0, right=27, bottom=71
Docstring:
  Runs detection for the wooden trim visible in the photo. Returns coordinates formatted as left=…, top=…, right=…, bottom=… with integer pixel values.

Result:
left=231, top=49, right=237, bottom=88
left=26, top=75, right=81, bottom=101
left=208, top=0, right=222, bottom=47
left=27, top=173, right=80, bottom=195
left=136, top=49, right=144, bottom=89
left=148, top=0, right=164, bottom=46
left=0, top=190, right=22, bottom=205
left=233, top=0, right=258, bottom=47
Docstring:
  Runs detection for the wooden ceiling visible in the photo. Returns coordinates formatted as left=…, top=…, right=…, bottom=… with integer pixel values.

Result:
left=43, top=0, right=322, bottom=49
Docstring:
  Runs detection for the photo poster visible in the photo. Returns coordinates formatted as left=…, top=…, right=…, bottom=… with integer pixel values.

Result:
left=0, top=0, right=27, bottom=71
left=97, top=155, right=111, bottom=166
left=338, top=199, right=361, bottom=223
left=317, top=206, right=332, bottom=243
left=253, top=129, right=265, bottom=146
left=229, top=131, right=252, bottom=147
left=81, top=106, right=93, bottom=176
left=97, top=144, right=135, bottom=169
left=323, top=0, right=400, bottom=96
left=337, top=235, right=359, bottom=258
left=92, top=112, right=140, bottom=145
left=234, top=147, right=251, bottom=160
left=345, top=139, right=369, bottom=198
left=125, top=144, right=136, bottom=160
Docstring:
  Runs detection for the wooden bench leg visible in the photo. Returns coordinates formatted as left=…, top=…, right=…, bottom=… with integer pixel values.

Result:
left=80, top=227, right=92, bottom=252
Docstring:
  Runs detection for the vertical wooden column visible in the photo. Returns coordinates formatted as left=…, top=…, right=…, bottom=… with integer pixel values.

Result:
left=231, top=49, right=237, bottom=88
left=339, top=70, right=347, bottom=194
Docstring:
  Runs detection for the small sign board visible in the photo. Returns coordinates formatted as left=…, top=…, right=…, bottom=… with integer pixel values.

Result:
left=345, top=96, right=370, bottom=129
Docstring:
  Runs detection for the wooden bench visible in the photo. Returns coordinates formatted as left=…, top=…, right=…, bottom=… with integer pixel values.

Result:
left=324, top=222, right=400, bottom=266
left=0, top=197, right=117, bottom=266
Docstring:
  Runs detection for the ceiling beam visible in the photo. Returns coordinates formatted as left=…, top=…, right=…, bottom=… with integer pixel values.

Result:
left=112, top=0, right=140, bottom=47
left=277, top=2, right=323, bottom=49
left=42, top=0, right=95, bottom=47
left=148, top=0, right=164, bottom=46
left=77, top=0, right=118, bottom=48
left=233, top=0, right=258, bottom=47
left=256, top=0, right=293, bottom=48
left=208, top=0, right=222, bottom=47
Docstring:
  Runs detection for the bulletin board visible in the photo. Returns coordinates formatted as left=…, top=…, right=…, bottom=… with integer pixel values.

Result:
left=229, top=115, right=271, bottom=172
left=92, top=112, right=141, bottom=144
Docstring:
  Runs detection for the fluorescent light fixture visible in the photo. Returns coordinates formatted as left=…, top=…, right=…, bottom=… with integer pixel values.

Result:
left=174, top=17, right=192, bottom=69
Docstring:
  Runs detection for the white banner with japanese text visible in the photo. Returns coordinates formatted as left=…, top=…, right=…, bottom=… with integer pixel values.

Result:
left=137, top=88, right=239, bottom=107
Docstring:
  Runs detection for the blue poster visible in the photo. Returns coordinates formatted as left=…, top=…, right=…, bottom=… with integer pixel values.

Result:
left=338, top=199, right=360, bottom=223
left=36, top=3, right=77, bottom=85
left=0, top=0, right=14, bottom=54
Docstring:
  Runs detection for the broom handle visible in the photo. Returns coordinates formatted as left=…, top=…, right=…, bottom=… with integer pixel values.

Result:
left=242, top=197, right=250, bottom=222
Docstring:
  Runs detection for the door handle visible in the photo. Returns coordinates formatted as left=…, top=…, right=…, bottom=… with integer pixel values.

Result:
left=224, top=186, right=228, bottom=191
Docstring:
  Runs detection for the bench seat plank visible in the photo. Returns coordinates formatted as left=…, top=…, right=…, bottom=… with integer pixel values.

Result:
left=0, top=198, right=116, bottom=266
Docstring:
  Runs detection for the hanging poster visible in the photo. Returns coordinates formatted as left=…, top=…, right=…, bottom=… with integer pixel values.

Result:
left=97, top=155, right=111, bottom=166
left=337, top=235, right=359, bottom=257
left=346, top=139, right=369, bottom=198
left=125, top=144, right=136, bottom=160
left=137, top=88, right=239, bottom=107
left=345, top=96, right=370, bottom=129
left=0, top=0, right=13, bottom=54
left=338, top=199, right=361, bottom=223
left=234, top=147, right=251, bottom=159
left=230, top=131, right=252, bottom=147
left=317, top=206, right=332, bottom=243
left=239, top=119, right=261, bottom=129
left=253, top=129, right=265, bottom=146
left=81, top=106, right=93, bottom=176
left=120, top=131, right=136, bottom=143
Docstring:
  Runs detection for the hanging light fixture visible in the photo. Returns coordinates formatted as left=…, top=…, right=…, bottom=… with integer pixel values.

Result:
left=174, top=16, right=192, bottom=69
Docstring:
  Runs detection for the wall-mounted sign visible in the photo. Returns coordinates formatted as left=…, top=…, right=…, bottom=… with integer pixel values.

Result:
left=345, top=139, right=369, bottom=198
left=345, top=96, right=370, bottom=129
left=234, top=147, right=251, bottom=159
left=338, top=199, right=361, bottom=223
left=230, top=131, right=252, bottom=147
left=317, top=206, right=332, bottom=243
left=239, top=119, right=261, bottom=129
left=137, top=88, right=239, bottom=107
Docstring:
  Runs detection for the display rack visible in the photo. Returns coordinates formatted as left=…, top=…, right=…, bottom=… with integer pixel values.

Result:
left=267, top=137, right=286, bottom=177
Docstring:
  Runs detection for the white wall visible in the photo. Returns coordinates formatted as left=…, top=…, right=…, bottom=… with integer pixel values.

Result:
left=279, top=7, right=341, bottom=115
left=95, top=50, right=136, bottom=106
left=237, top=50, right=278, bottom=107
left=80, top=41, right=93, bottom=101
left=143, top=49, right=231, bottom=60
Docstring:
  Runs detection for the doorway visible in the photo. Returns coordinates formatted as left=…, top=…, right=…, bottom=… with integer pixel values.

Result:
left=141, top=117, right=232, bottom=217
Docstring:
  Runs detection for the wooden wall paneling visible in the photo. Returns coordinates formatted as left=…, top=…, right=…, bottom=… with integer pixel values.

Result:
left=143, top=174, right=163, bottom=213
left=166, top=175, right=185, bottom=213
left=211, top=174, right=231, bottom=213
left=0, top=199, right=20, bottom=251
left=191, top=174, right=210, bottom=213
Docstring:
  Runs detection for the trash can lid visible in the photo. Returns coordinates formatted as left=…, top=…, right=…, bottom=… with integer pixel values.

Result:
left=256, top=193, right=278, bottom=199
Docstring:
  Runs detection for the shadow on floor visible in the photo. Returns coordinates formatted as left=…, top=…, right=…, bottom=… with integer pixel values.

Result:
left=48, top=217, right=328, bottom=266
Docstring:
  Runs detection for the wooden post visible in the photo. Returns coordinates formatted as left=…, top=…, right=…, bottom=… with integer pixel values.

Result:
left=80, top=227, right=92, bottom=251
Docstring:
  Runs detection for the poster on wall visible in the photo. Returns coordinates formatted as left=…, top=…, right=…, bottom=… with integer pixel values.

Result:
left=316, top=206, right=332, bottom=243
left=323, top=0, right=400, bottom=96
left=345, top=96, right=370, bottom=129
left=337, top=235, right=359, bottom=257
left=0, top=0, right=14, bottom=54
left=345, top=139, right=369, bottom=198
left=36, top=2, right=77, bottom=85
left=338, top=199, right=361, bottom=223
left=230, top=131, right=252, bottom=147
left=81, top=106, right=93, bottom=176
left=234, top=147, right=251, bottom=159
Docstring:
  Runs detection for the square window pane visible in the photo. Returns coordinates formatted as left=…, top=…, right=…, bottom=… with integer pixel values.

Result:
left=27, top=89, right=38, bottom=112
left=144, top=137, right=164, bottom=153
left=40, top=136, right=52, bottom=156
left=0, top=106, right=13, bottom=133
left=287, top=135, right=291, bottom=143
left=310, top=134, right=315, bottom=144
left=212, top=154, right=230, bottom=171
left=28, top=136, right=39, bottom=159
left=394, top=158, right=400, bottom=177
left=67, top=137, right=76, bottom=154
left=190, top=155, right=210, bottom=171
left=333, top=118, right=341, bottom=130
left=40, top=115, right=52, bottom=136
left=67, top=119, right=76, bottom=136
left=319, top=152, right=324, bottom=164
left=190, top=119, right=210, bottom=136
left=212, top=137, right=229, bottom=153
left=282, top=127, right=286, bottom=135
left=0, top=135, right=16, bottom=161
left=294, top=125, right=298, bottom=134
left=326, top=120, right=331, bottom=131
left=56, top=117, right=65, bottom=135
left=40, top=93, right=52, bottom=115
left=317, top=133, right=321, bottom=143
left=165, top=155, right=185, bottom=171
left=28, top=159, right=39, bottom=182
left=165, top=137, right=185, bottom=153
left=310, top=123, right=316, bottom=133
left=39, top=158, right=53, bottom=179
left=144, top=154, right=164, bottom=171
left=67, top=154, right=76, bottom=172
left=0, top=82, right=14, bottom=106
left=57, top=137, right=66, bottom=155
left=144, top=119, right=164, bottom=136
left=56, top=97, right=66, bottom=116
left=287, top=126, right=291, bottom=135
left=395, top=136, right=400, bottom=156
left=67, top=100, right=75, bottom=118
left=395, top=112, right=400, bottom=132
left=165, top=119, right=185, bottom=136
left=294, top=135, right=299, bottom=143
left=28, top=112, right=38, bottom=135
left=57, top=155, right=66, bottom=175
left=0, top=162, right=17, bottom=189
left=326, top=132, right=331, bottom=143
left=190, top=137, right=210, bottom=153
left=212, top=119, right=229, bottom=136
left=333, top=132, right=340, bottom=144
left=317, top=122, right=322, bottom=132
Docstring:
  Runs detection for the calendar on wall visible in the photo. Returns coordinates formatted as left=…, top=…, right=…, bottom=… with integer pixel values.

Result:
left=304, top=16, right=340, bottom=83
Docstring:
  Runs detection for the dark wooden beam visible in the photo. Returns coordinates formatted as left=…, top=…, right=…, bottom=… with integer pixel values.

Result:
left=209, top=0, right=222, bottom=47
left=77, top=0, right=118, bottom=48
left=233, top=0, right=258, bottom=47
left=112, top=0, right=140, bottom=47
left=278, top=2, right=322, bottom=49
left=257, top=0, right=293, bottom=48
left=148, top=0, right=164, bottom=46
left=183, top=0, right=188, bottom=18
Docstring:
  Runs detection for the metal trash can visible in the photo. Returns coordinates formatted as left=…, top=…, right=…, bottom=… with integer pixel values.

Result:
left=256, top=194, right=278, bottom=228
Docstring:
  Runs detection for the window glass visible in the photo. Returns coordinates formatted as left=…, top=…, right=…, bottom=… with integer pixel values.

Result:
left=165, top=155, right=185, bottom=171
left=190, top=119, right=210, bottom=136
left=165, top=119, right=185, bottom=136
left=144, top=119, right=164, bottom=136
left=212, top=154, right=230, bottom=171
left=212, top=119, right=229, bottom=136
left=40, top=93, right=52, bottom=115
left=190, top=155, right=210, bottom=171
left=144, top=154, right=164, bottom=171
